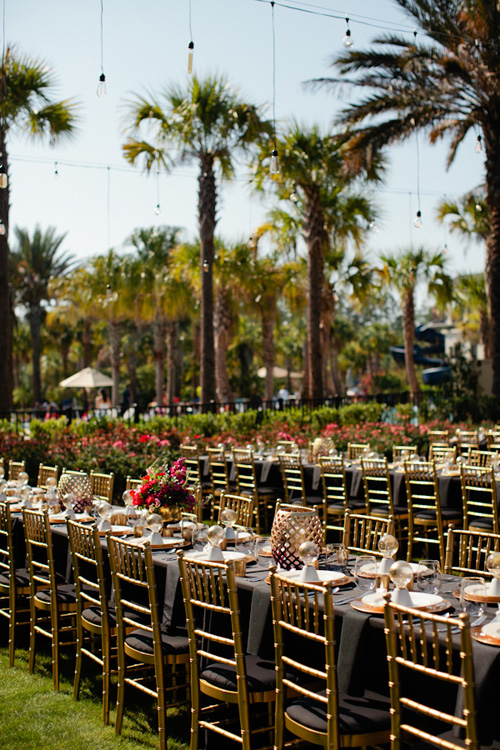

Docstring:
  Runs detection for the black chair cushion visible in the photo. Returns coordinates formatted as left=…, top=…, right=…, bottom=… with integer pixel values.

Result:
left=469, top=517, right=494, bottom=530
left=201, top=653, right=276, bottom=693
left=286, top=688, right=391, bottom=735
left=35, top=583, right=77, bottom=605
left=348, top=499, right=366, bottom=510
left=125, top=628, right=189, bottom=657
left=372, top=505, right=408, bottom=516
left=415, top=508, right=462, bottom=521
left=327, top=502, right=345, bottom=513
left=0, top=567, right=30, bottom=588
left=82, top=604, right=144, bottom=628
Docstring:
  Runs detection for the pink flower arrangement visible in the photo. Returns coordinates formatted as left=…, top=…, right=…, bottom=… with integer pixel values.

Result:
left=131, top=457, right=198, bottom=511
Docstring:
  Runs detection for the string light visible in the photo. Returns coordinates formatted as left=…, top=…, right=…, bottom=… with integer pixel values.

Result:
left=154, top=168, right=161, bottom=215
left=97, top=0, right=107, bottom=97
left=203, top=259, right=209, bottom=272
left=343, top=17, right=353, bottom=48
left=414, top=131, right=422, bottom=228
left=187, top=0, right=194, bottom=74
left=414, top=209, right=422, bottom=228
left=475, top=134, right=482, bottom=153
left=269, top=1, right=280, bottom=174
left=54, top=161, right=59, bottom=179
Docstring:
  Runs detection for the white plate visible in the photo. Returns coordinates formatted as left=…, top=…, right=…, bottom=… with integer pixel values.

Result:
left=277, top=569, right=346, bottom=582
left=479, top=620, right=500, bottom=639
left=362, top=591, right=443, bottom=609
left=184, top=549, right=247, bottom=562
left=359, top=561, right=423, bottom=578
left=49, top=512, right=94, bottom=523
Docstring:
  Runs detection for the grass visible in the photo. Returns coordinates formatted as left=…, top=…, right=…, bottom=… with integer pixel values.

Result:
left=0, top=635, right=190, bottom=750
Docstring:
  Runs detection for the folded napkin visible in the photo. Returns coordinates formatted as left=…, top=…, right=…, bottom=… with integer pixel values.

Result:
left=337, top=609, right=372, bottom=696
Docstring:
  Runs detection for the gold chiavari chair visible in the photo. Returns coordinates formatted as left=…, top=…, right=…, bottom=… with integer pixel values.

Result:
left=232, top=447, right=280, bottom=534
left=218, top=492, right=254, bottom=528
left=276, top=439, right=299, bottom=454
left=319, top=455, right=365, bottom=543
left=404, top=460, right=461, bottom=568
left=37, top=464, right=59, bottom=489
left=428, top=443, right=457, bottom=463
left=392, top=445, right=417, bottom=462
left=90, top=470, right=114, bottom=502
left=343, top=510, right=395, bottom=557
left=207, top=446, right=231, bottom=522
left=271, top=568, right=391, bottom=750
left=125, top=476, right=143, bottom=491
left=444, top=525, right=500, bottom=577
left=278, top=452, right=323, bottom=508
left=361, top=457, right=409, bottom=545
left=179, top=444, right=212, bottom=498
left=9, top=460, right=26, bottom=482
left=428, top=429, right=450, bottom=444
left=23, top=509, right=77, bottom=690
left=108, top=537, right=189, bottom=750
left=177, top=551, right=277, bottom=750
left=67, top=519, right=115, bottom=725
left=0, top=497, right=31, bottom=666
left=347, top=442, right=369, bottom=460
left=466, top=448, right=498, bottom=467
left=461, top=464, right=499, bottom=534
left=456, top=429, right=479, bottom=456
left=383, top=596, right=479, bottom=750
left=486, top=430, right=500, bottom=448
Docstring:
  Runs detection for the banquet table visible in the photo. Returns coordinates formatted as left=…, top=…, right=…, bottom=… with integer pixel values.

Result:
left=7, top=512, right=500, bottom=746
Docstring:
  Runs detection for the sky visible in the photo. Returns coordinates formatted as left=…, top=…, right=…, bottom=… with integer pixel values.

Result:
left=8, top=0, right=486, bottom=280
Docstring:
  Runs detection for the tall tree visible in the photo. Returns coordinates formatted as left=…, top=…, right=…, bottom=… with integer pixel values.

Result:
left=379, top=248, right=451, bottom=397
left=314, top=0, right=500, bottom=397
left=254, top=122, right=382, bottom=400
left=0, top=47, right=78, bottom=412
left=122, top=75, right=271, bottom=405
left=10, top=225, right=74, bottom=403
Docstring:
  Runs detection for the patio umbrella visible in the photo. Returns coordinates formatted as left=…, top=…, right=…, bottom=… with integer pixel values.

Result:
left=59, top=367, right=113, bottom=389
left=257, top=366, right=303, bottom=379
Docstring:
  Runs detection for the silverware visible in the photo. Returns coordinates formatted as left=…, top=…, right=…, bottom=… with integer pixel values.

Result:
left=334, top=593, right=361, bottom=605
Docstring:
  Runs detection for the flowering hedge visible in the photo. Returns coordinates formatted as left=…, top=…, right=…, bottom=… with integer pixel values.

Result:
left=0, top=407, right=483, bottom=501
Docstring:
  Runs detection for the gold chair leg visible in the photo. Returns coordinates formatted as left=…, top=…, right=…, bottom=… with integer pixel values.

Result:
left=73, top=623, right=83, bottom=700
left=28, top=602, right=36, bottom=675
left=102, top=638, right=111, bottom=726
left=115, top=652, right=125, bottom=735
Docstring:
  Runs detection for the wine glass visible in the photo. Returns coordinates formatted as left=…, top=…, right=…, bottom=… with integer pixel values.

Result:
left=416, top=560, right=442, bottom=595
left=126, top=505, right=143, bottom=534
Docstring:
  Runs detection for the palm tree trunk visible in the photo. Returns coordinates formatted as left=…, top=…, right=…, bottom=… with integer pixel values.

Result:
left=108, top=320, right=121, bottom=408
left=0, top=128, right=11, bottom=413
left=321, top=281, right=337, bottom=396
left=484, top=132, right=500, bottom=395
left=82, top=319, right=92, bottom=368
left=166, top=320, right=177, bottom=405
left=214, top=286, right=233, bottom=403
left=198, top=154, right=216, bottom=407
left=261, top=299, right=276, bottom=403
left=303, top=184, right=325, bottom=401
left=28, top=306, right=43, bottom=403
left=152, top=318, right=166, bottom=406
left=402, top=289, right=419, bottom=398
left=479, top=307, right=493, bottom=360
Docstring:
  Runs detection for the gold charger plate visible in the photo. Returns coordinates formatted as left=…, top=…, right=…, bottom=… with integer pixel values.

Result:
left=452, top=589, right=500, bottom=604
left=265, top=572, right=353, bottom=586
left=350, top=596, right=450, bottom=615
left=126, top=536, right=188, bottom=550
left=99, top=525, right=130, bottom=536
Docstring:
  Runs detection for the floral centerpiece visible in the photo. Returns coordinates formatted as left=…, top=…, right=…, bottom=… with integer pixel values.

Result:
left=130, top=458, right=199, bottom=521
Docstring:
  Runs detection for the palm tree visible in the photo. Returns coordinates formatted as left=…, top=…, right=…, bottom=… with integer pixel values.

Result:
left=122, top=75, right=271, bottom=405
left=10, top=225, right=74, bottom=403
left=453, top=273, right=491, bottom=359
left=254, top=122, right=382, bottom=400
left=0, top=47, right=78, bottom=412
left=379, top=249, right=452, bottom=398
left=437, top=193, right=489, bottom=242
left=313, top=0, right=500, bottom=397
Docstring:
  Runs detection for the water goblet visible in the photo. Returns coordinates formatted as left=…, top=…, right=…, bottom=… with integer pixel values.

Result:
left=206, top=524, right=225, bottom=561
left=460, top=576, right=486, bottom=618
left=416, top=560, right=442, bottom=595
left=326, top=542, right=348, bottom=569
left=354, top=555, right=377, bottom=593
left=97, top=501, right=113, bottom=532
left=221, top=508, right=237, bottom=541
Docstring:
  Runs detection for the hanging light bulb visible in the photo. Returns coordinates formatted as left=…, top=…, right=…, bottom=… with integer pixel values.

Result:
left=343, top=17, right=353, bottom=48
left=54, top=161, right=59, bottom=179
left=154, top=204, right=161, bottom=216
left=369, top=219, right=378, bottom=231
left=270, top=148, right=280, bottom=175
left=414, top=210, right=422, bottom=228
left=476, top=202, right=483, bottom=212
left=475, top=134, right=482, bottom=153
left=188, top=41, right=194, bottom=74
left=0, top=172, right=7, bottom=189
left=290, top=190, right=298, bottom=203
left=97, top=73, right=107, bottom=98
left=0, top=220, right=6, bottom=236
left=203, top=259, right=209, bottom=272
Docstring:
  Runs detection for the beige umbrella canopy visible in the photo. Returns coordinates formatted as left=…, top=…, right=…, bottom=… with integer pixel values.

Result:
left=257, top=366, right=303, bottom=379
left=59, top=367, right=113, bottom=389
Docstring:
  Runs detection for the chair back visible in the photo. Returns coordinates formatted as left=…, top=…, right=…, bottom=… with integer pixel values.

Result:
left=392, top=445, right=417, bottom=462
left=23, top=509, right=56, bottom=594
left=466, top=449, right=498, bottom=468
left=218, top=492, right=254, bottom=528
left=269, top=568, right=340, bottom=746
left=456, top=429, right=479, bottom=456
left=9, top=460, right=26, bottom=482
left=90, top=471, right=114, bottom=502
left=177, top=551, right=250, bottom=702
left=125, top=476, right=143, bottom=491
left=383, top=597, right=478, bottom=750
left=318, top=455, right=348, bottom=510
left=361, top=457, right=393, bottom=515
left=67, top=519, right=110, bottom=631
left=404, top=460, right=440, bottom=515
left=461, top=464, right=498, bottom=533
left=276, top=440, right=298, bottom=454
left=486, top=430, right=500, bottom=448
left=0, top=496, right=15, bottom=588
left=278, top=453, right=306, bottom=505
left=428, top=430, right=450, bottom=444
left=207, top=447, right=230, bottom=494
left=232, top=448, right=257, bottom=496
left=444, top=525, right=500, bottom=576
left=347, top=442, right=369, bottom=460
left=37, top=464, right=59, bottom=489
left=179, top=445, right=203, bottom=488
left=428, top=443, right=457, bottom=463
left=343, top=510, right=395, bottom=556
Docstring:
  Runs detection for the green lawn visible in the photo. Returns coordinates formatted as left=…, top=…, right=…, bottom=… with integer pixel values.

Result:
left=0, top=639, right=190, bottom=750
